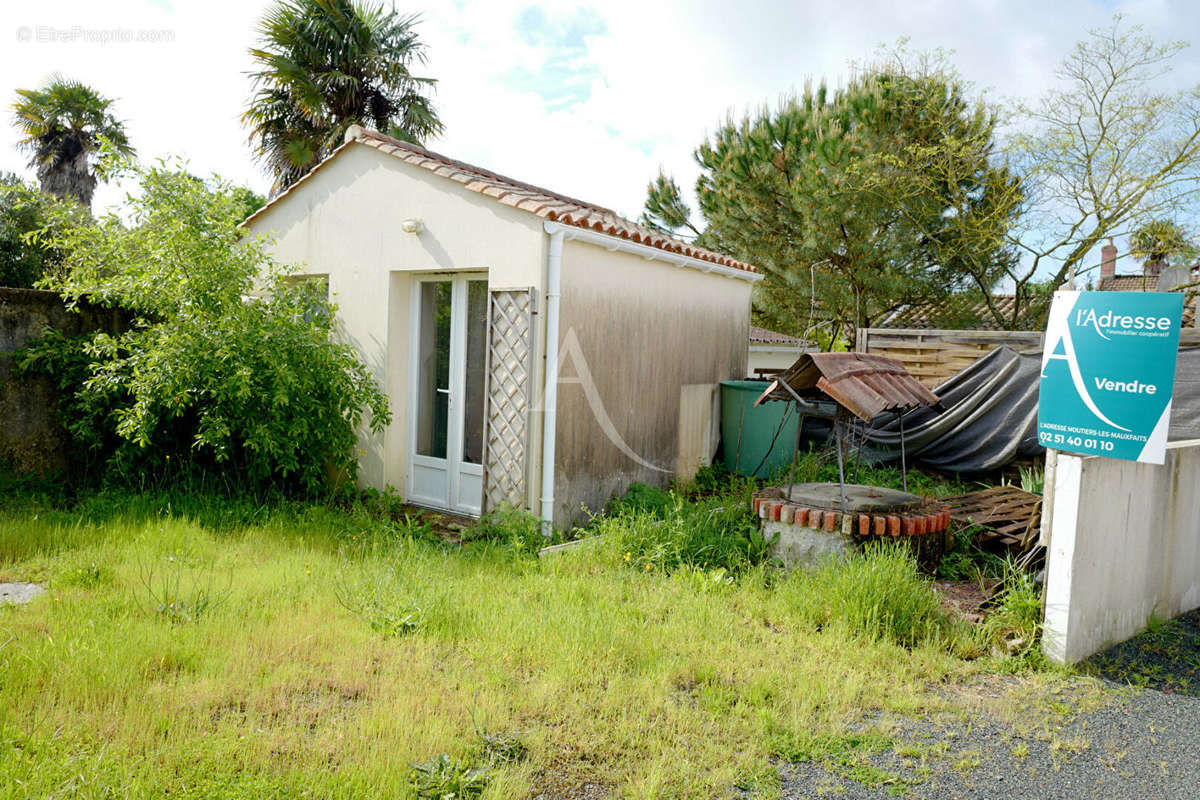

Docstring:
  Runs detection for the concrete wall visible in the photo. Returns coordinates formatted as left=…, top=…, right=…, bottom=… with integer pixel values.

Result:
left=553, top=238, right=751, bottom=524
left=245, top=142, right=548, bottom=499
left=1042, top=441, right=1200, bottom=664
left=0, top=288, right=126, bottom=476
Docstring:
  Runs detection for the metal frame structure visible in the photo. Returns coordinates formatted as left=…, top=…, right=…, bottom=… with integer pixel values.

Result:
left=756, top=353, right=939, bottom=510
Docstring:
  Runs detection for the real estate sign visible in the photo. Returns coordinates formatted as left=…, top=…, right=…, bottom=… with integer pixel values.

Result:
left=1038, top=290, right=1184, bottom=464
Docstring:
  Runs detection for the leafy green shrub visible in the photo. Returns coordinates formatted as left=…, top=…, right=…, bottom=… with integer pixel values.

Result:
left=687, top=462, right=733, bottom=495
left=785, top=542, right=954, bottom=647
left=16, top=157, right=389, bottom=494
left=473, top=504, right=546, bottom=555
left=0, top=174, right=81, bottom=288
left=606, top=482, right=674, bottom=517
left=595, top=495, right=772, bottom=575
left=936, top=526, right=1005, bottom=582
left=409, top=753, right=487, bottom=799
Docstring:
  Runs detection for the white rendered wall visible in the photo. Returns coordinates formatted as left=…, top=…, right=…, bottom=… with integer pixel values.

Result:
left=748, top=346, right=806, bottom=375
left=1043, top=440, right=1200, bottom=663
left=244, top=143, right=547, bottom=496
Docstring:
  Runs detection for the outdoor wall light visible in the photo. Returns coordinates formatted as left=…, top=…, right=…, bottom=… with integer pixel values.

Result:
left=400, top=218, right=423, bottom=234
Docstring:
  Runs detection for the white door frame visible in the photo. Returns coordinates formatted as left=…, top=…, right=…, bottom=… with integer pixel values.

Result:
left=405, top=273, right=486, bottom=516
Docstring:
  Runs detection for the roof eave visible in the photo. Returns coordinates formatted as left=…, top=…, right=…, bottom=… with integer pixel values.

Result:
left=544, top=220, right=762, bottom=284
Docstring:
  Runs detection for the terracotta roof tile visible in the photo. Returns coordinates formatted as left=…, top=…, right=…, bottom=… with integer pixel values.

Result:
left=243, top=126, right=756, bottom=275
left=1097, top=273, right=1160, bottom=292
left=749, top=326, right=811, bottom=346
left=755, top=352, right=940, bottom=422
left=877, top=296, right=1019, bottom=330
left=879, top=279, right=1197, bottom=330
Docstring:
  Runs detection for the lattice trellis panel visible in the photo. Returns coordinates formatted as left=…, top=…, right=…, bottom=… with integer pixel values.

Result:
left=483, top=288, right=535, bottom=512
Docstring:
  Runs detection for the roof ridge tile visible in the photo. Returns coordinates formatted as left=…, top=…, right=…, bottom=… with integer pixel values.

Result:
left=346, top=127, right=756, bottom=274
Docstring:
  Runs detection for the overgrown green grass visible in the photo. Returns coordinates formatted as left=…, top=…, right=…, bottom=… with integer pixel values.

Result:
left=0, top=486, right=1052, bottom=798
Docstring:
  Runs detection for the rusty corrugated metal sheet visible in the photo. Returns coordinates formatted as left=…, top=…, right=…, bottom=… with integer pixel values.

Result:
left=754, top=352, right=939, bottom=421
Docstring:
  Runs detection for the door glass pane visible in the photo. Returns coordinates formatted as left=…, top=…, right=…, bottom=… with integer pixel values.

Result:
left=462, top=280, right=488, bottom=465
left=416, top=281, right=452, bottom=458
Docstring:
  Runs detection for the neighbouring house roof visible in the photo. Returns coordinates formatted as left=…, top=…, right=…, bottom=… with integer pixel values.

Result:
left=749, top=326, right=810, bottom=347
left=243, top=125, right=757, bottom=276
left=1098, top=273, right=1196, bottom=326
left=1097, top=273, right=1162, bottom=292
left=877, top=296, right=1018, bottom=330
left=880, top=282, right=1197, bottom=330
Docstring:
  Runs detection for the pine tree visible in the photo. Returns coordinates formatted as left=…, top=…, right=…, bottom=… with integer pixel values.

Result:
left=645, top=64, right=1020, bottom=341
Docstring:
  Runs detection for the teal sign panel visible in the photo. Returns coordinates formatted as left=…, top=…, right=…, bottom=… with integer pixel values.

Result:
left=1038, top=290, right=1184, bottom=464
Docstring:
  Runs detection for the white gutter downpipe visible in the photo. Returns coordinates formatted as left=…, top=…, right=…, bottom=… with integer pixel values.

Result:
left=539, top=223, right=565, bottom=533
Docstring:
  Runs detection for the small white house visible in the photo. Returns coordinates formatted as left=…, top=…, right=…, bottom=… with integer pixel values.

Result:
left=245, top=126, right=760, bottom=526
left=748, top=326, right=814, bottom=377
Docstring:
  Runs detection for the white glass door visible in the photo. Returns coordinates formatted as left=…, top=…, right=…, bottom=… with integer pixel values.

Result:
left=409, top=275, right=487, bottom=515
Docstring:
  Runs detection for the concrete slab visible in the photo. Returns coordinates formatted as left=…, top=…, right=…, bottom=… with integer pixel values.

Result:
left=537, top=536, right=603, bottom=558
left=781, top=482, right=920, bottom=512
left=0, top=583, right=45, bottom=605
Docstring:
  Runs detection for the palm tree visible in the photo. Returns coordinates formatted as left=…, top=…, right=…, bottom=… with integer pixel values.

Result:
left=11, top=77, right=134, bottom=209
left=1130, top=220, right=1196, bottom=274
left=244, top=0, right=444, bottom=193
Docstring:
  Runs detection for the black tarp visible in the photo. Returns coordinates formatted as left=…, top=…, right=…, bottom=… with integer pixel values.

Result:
left=845, top=345, right=1200, bottom=474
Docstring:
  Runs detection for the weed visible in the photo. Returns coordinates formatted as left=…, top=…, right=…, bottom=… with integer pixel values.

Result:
left=59, top=561, right=113, bottom=589
left=783, top=542, right=959, bottom=648
left=936, top=526, right=1005, bottom=582
left=1144, top=608, right=1173, bottom=639
left=733, top=761, right=781, bottom=797
left=135, top=552, right=229, bottom=624
left=953, top=749, right=982, bottom=771
left=473, top=725, right=527, bottom=765
left=410, top=753, right=487, bottom=799
left=1019, top=465, right=1044, bottom=494
left=768, top=729, right=907, bottom=791
left=333, top=563, right=423, bottom=638
left=594, top=495, right=772, bottom=575
left=606, top=482, right=676, bottom=517
left=473, top=504, right=547, bottom=555
left=0, top=486, right=1062, bottom=798
left=981, top=560, right=1043, bottom=658
left=686, top=462, right=738, bottom=496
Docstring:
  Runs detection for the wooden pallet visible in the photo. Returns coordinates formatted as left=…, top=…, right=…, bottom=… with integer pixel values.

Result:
left=942, top=485, right=1043, bottom=548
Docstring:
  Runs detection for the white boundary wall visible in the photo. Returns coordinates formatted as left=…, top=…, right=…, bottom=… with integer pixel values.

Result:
left=1042, top=440, right=1200, bottom=663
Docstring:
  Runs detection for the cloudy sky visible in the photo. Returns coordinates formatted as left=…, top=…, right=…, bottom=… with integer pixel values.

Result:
left=2, top=0, right=1197, bottom=268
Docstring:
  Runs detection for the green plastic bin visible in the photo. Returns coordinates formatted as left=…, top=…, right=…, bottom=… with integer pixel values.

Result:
left=720, top=380, right=799, bottom=478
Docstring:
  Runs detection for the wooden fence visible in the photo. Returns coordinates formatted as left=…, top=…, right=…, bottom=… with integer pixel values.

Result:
left=857, top=327, right=1200, bottom=388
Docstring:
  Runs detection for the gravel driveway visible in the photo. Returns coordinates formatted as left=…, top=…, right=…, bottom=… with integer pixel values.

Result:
left=776, top=609, right=1200, bottom=799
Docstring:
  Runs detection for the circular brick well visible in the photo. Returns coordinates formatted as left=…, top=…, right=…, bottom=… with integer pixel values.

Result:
left=752, top=482, right=951, bottom=539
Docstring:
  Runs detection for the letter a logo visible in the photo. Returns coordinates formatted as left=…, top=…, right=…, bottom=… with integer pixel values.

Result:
left=1042, top=292, right=1130, bottom=432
